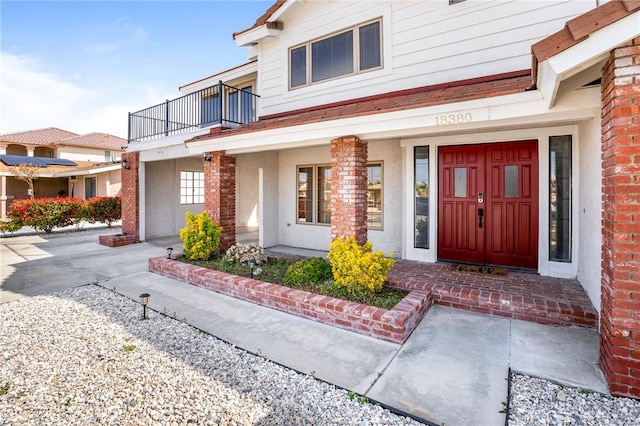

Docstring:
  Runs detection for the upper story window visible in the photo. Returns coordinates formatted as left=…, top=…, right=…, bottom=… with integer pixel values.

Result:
left=289, top=19, right=382, bottom=90
left=104, top=150, right=117, bottom=162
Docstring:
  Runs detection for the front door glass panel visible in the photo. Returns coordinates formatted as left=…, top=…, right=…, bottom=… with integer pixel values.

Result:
left=504, top=165, right=519, bottom=198
left=454, top=168, right=467, bottom=198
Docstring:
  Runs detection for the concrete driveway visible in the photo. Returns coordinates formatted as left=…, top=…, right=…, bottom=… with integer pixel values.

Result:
left=0, top=228, right=174, bottom=303
left=0, top=228, right=608, bottom=425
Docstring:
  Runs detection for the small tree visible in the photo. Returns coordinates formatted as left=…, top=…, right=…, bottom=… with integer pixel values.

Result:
left=8, top=163, right=40, bottom=199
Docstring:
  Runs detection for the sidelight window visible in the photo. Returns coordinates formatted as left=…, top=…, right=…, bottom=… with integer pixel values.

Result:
left=549, top=136, right=572, bottom=262
left=414, top=147, right=429, bottom=248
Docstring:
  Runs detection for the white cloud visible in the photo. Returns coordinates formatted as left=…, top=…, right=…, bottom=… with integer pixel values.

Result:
left=0, top=51, right=153, bottom=139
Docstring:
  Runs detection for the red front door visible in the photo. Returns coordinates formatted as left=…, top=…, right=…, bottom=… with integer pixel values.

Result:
left=437, top=141, right=539, bottom=269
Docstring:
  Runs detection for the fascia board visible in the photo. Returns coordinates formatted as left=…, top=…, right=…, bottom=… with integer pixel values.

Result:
left=53, top=165, right=121, bottom=177
left=127, top=129, right=211, bottom=153
left=139, top=142, right=193, bottom=162
left=235, top=26, right=282, bottom=47
left=186, top=90, right=597, bottom=155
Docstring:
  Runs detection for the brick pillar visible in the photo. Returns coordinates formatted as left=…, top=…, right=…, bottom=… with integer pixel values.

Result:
left=121, top=151, right=140, bottom=240
left=600, top=37, right=640, bottom=399
left=330, top=136, right=368, bottom=245
left=204, top=151, right=236, bottom=252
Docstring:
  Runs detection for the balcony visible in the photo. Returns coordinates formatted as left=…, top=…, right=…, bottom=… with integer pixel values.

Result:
left=128, top=81, right=259, bottom=143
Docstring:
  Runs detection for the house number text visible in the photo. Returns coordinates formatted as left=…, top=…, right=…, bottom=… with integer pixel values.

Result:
left=435, top=112, right=473, bottom=126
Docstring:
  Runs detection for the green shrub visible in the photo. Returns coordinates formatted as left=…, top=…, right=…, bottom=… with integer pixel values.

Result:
left=327, top=236, right=395, bottom=294
left=85, top=196, right=121, bottom=227
left=0, top=220, right=23, bottom=235
left=284, top=257, right=332, bottom=285
left=7, top=198, right=84, bottom=233
left=179, top=212, right=223, bottom=261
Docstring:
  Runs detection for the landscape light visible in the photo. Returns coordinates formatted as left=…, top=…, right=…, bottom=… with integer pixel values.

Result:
left=139, top=293, right=150, bottom=320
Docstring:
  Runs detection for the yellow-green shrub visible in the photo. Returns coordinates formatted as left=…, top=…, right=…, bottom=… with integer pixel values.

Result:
left=179, top=212, right=223, bottom=261
left=327, top=236, right=395, bottom=294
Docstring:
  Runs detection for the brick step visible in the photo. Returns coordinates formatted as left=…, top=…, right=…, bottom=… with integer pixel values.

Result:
left=387, top=260, right=598, bottom=329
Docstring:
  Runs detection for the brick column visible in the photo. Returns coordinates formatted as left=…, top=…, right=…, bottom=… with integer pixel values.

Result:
left=600, top=37, right=640, bottom=399
left=121, top=152, right=140, bottom=240
left=101, top=151, right=140, bottom=246
left=204, top=151, right=236, bottom=252
left=330, top=136, right=368, bottom=245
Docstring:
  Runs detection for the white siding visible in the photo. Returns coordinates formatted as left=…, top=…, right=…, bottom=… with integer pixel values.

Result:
left=256, top=0, right=593, bottom=117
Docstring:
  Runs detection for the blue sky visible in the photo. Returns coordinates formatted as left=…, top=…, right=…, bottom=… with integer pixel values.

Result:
left=0, top=1, right=272, bottom=138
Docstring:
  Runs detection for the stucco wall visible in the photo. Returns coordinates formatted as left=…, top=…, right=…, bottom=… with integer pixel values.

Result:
left=235, top=151, right=280, bottom=247
left=236, top=154, right=261, bottom=227
left=6, top=177, right=68, bottom=199
left=577, top=118, right=603, bottom=313
left=367, top=140, right=402, bottom=256
left=58, top=146, right=120, bottom=163
left=145, top=157, right=203, bottom=239
left=102, top=170, right=122, bottom=197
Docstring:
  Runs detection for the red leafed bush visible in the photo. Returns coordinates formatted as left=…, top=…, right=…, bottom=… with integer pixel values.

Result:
left=84, top=196, right=122, bottom=227
left=8, top=198, right=84, bottom=233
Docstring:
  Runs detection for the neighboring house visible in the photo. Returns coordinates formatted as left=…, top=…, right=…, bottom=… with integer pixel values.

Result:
left=118, top=1, right=640, bottom=398
left=0, top=128, right=126, bottom=218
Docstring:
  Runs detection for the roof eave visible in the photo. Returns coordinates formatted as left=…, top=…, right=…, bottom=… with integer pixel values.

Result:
left=536, top=11, right=640, bottom=109
left=234, top=23, right=283, bottom=47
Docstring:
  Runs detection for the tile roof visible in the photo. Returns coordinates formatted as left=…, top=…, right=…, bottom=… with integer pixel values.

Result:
left=60, top=133, right=127, bottom=151
left=532, top=0, right=640, bottom=64
left=0, top=127, right=126, bottom=151
left=0, top=127, right=78, bottom=145
left=187, top=70, right=532, bottom=143
left=232, top=0, right=287, bottom=39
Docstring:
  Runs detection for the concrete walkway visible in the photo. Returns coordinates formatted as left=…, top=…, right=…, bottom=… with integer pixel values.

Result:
left=0, top=229, right=608, bottom=426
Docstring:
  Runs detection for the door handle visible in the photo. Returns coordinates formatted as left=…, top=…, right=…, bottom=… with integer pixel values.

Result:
left=478, top=208, right=484, bottom=229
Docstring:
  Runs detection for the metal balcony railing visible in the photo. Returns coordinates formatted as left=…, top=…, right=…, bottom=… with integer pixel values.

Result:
left=128, top=81, right=259, bottom=143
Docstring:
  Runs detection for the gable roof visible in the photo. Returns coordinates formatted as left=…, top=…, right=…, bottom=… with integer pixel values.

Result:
left=59, top=133, right=126, bottom=151
left=0, top=127, right=126, bottom=151
left=532, top=0, right=640, bottom=64
left=0, top=128, right=79, bottom=145
left=232, top=0, right=287, bottom=39
left=531, top=0, right=640, bottom=108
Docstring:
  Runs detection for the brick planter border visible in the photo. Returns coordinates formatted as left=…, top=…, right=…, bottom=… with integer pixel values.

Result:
left=149, top=256, right=430, bottom=344
left=99, top=233, right=138, bottom=247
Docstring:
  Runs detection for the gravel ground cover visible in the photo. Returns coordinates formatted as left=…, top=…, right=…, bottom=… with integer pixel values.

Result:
left=509, top=373, right=640, bottom=426
left=0, top=285, right=422, bottom=426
